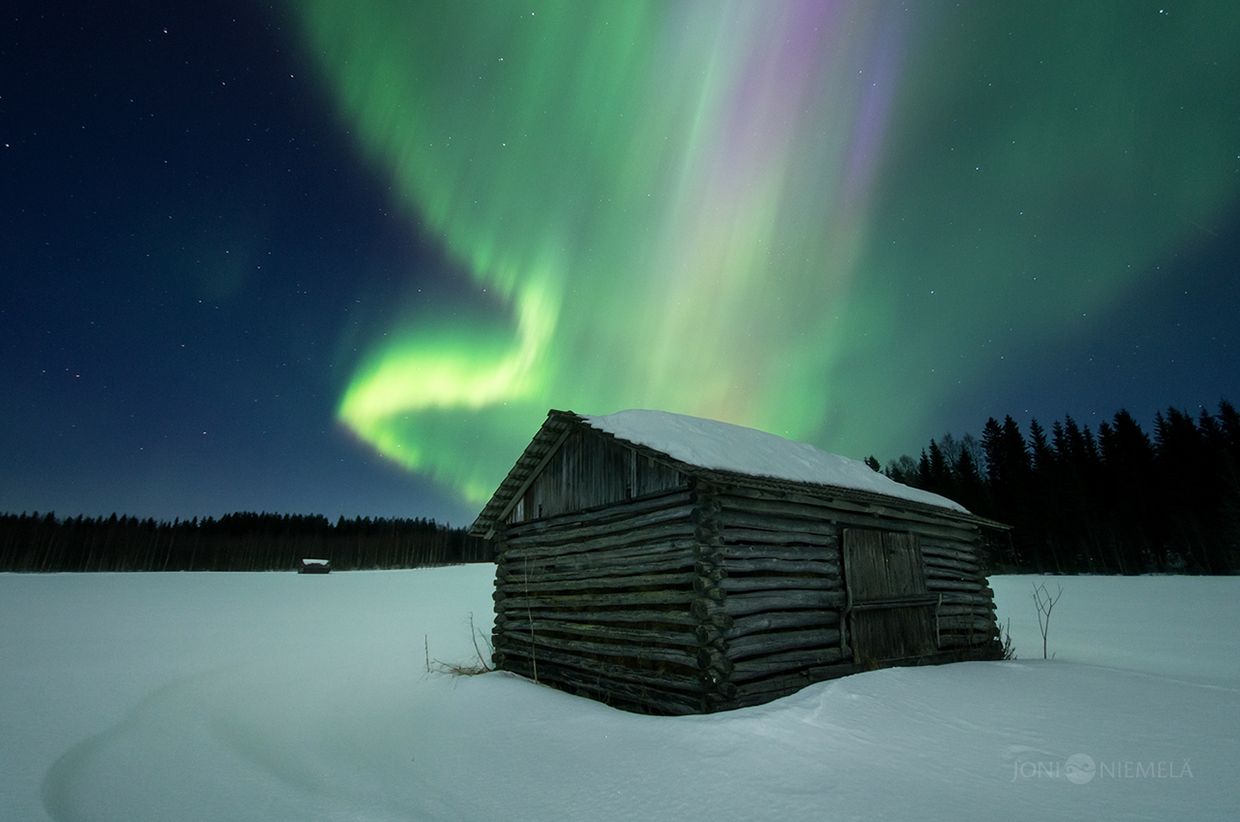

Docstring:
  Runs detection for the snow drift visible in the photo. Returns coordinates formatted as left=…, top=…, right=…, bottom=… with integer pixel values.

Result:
left=1, top=570, right=1236, bottom=821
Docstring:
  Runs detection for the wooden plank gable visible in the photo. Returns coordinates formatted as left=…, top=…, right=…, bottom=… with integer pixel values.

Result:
left=507, top=427, right=686, bottom=524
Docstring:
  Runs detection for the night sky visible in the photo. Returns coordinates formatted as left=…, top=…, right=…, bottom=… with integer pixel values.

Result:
left=3, top=1, right=1239, bottom=526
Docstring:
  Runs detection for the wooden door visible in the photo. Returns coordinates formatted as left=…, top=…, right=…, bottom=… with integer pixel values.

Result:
left=842, top=529, right=938, bottom=665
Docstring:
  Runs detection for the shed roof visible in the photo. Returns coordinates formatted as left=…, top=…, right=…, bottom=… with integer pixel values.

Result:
left=470, top=409, right=993, bottom=537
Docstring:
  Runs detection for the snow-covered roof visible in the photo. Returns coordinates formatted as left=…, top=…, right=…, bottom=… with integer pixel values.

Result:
left=470, top=408, right=974, bottom=536
left=582, top=410, right=967, bottom=514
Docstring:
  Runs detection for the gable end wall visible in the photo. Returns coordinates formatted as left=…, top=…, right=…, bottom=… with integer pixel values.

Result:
left=507, top=427, right=686, bottom=525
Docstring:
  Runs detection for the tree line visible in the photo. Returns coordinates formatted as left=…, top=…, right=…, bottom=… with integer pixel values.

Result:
left=881, top=400, right=1240, bottom=574
left=0, top=511, right=492, bottom=572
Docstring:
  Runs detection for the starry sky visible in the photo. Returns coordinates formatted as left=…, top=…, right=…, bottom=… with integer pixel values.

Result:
left=3, top=1, right=1239, bottom=526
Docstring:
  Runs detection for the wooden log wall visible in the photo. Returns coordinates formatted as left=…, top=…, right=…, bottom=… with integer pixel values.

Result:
left=710, top=484, right=1001, bottom=708
left=709, top=486, right=848, bottom=708
left=493, top=486, right=726, bottom=715
left=492, top=469, right=1001, bottom=715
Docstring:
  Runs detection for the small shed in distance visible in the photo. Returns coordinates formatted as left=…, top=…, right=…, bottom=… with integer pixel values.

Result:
left=299, top=558, right=331, bottom=574
left=470, top=409, right=1005, bottom=715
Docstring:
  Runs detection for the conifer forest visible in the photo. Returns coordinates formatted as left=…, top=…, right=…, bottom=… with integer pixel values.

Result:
left=884, top=400, right=1240, bottom=574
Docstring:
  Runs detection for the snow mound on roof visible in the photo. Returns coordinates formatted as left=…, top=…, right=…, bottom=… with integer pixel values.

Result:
left=583, top=409, right=968, bottom=513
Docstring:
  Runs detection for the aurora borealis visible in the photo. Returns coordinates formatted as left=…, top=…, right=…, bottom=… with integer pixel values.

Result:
left=3, top=1, right=1240, bottom=522
left=311, top=0, right=910, bottom=502
left=297, top=2, right=1240, bottom=506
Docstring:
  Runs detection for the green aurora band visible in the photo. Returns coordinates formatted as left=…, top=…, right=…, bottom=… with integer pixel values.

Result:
left=291, top=1, right=1240, bottom=505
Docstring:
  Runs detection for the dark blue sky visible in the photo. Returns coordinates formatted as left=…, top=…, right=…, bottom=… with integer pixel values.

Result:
left=2, top=2, right=477, bottom=524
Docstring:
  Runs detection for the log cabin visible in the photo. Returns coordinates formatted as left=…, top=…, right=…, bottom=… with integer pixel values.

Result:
left=470, top=409, right=1006, bottom=715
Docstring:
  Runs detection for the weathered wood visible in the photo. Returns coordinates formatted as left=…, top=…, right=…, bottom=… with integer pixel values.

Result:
left=495, top=570, right=696, bottom=595
left=502, top=483, right=691, bottom=538
left=938, top=615, right=1001, bottom=634
left=505, top=483, right=694, bottom=528
left=920, top=535, right=987, bottom=555
left=495, top=642, right=705, bottom=690
left=693, top=549, right=726, bottom=570
left=714, top=493, right=849, bottom=526
left=507, top=427, right=687, bottom=525
left=687, top=498, right=734, bottom=707
left=924, top=565, right=982, bottom=584
left=716, top=507, right=839, bottom=537
left=503, top=617, right=734, bottom=676
left=925, top=560, right=984, bottom=579
left=718, top=575, right=842, bottom=594
left=497, top=560, right=695, bottom=586
left=830, top=509, right=978, bottom=544
left=504, top=521, right=698, bottom=559
left=724, top=520, right=838, bottom=545
left=716, top=486, right=991, bottom=534
left=498, top=628, right=702, bottom=668
left=722, top=590, right=846, bottom=616
left=505, top=521, right=698, bottom=557
left=500, top=550, right=699, bottom=575
left=498, top=542, right=698, bottom=577
left=922, top=571, right=974, bottom=588
left=938, top=632, right=999, bottom=650
left=937, top=604, right=995, bottom=618
left=496, top=649, right=709, bottom=709
left=497, top=424, right=577, bottom=527
left=717, top=526, right=838, bottom=548
left=722, top=557, right=841, bottom=576
left=694, top=623, right=725, bottom=644
left=921, top=559, right=973, bottom=576
left=482, top=413, right=1009, bottom=715
left=727, top=628, right=842, bottom=660
left=496, top=590, right=694, bottom=610
left=693, top=508, right=722, bottom=536
left=727, top=609, right=839, bottom=638
left=850, top=603, right=938, bottom=663
left=924, top=578, right=984, bottom=593
left=505, top=491, right=693, bottom=542
left=720, top=543, right=839, bottom=562
left=936, top=590, right=995, bottom=606
left=730, top=647, right=846, bottom=682
left=840, top=529, right=941, bottom=664
left=502, top=618, right=703, bottom=649
left=505, top=533, right=697, bottom=560
left=498, top=606, right=730, bottom=629
left=716, top=486, right=980, bottom=539
left=844, top=530, right=930, bottom=598
left=919, top=549, right=982, bottom=574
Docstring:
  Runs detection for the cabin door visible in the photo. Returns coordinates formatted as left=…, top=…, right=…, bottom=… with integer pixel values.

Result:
left=841, top=529, right=938, bottom=666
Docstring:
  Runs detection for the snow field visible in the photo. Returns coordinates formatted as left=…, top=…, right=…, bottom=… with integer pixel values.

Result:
left=1, top=569, right=1236, bottom=821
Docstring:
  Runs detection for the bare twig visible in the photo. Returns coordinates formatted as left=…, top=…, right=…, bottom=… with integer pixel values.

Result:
left=1000, top=617, right=1017, bottom=660
left=468, top=611, right=493, bottom=671
left=426, top=612, right=494, bottom=676
left=1031, top=582, right=1063, bottom=660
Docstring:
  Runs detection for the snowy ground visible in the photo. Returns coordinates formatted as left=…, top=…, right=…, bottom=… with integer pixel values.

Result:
left=1, top=569, right=1236, bottom=822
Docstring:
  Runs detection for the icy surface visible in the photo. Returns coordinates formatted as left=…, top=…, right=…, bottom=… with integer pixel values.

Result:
left=584, top=409, right=968, bottom=512
left=2, top=570, right=1237, bottom=821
